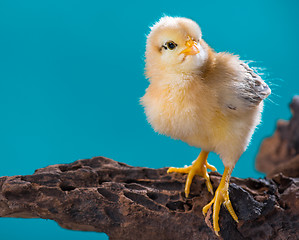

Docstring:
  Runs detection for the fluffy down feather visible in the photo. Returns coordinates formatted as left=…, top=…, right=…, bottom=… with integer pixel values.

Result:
left=141, top=16, right=270, bottom=167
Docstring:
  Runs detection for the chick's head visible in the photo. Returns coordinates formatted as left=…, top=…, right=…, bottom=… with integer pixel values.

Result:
left=145, top=16, right=208, bottom=79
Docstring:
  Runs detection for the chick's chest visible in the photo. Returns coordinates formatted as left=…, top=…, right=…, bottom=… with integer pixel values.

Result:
left=143, top=78, right=213, bottom=139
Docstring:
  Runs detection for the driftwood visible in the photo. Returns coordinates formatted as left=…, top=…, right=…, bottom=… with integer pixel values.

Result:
left=0, top=157, right=298, bottom=240
left=0, top=96, right=298, bottom=240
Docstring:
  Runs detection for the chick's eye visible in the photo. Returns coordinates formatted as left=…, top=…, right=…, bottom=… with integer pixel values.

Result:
left=166, top=41, right=177, bottom=50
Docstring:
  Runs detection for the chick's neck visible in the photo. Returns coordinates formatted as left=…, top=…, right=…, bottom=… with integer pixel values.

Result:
left=197, top=42, right=216, bottom=79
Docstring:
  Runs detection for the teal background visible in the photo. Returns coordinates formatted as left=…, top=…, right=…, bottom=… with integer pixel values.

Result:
left=0, top=0, right=298, bottom=239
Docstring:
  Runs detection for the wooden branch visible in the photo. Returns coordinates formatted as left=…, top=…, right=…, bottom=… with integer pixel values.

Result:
left=0, top=156, right=298, bottom=240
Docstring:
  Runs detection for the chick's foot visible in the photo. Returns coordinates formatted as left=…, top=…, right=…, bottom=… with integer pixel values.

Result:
left=202, top=167, right=238, bottom=236
left=167, top=151, right=216, bottom=197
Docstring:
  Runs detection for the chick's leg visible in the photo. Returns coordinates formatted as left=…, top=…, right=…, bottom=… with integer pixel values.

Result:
left=202, top=167, right=238, bottom=236
left=167, top=151, right=216, bottom=197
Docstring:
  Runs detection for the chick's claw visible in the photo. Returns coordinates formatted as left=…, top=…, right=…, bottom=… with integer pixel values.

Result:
left=202, top=167, right=238, bottom=236
left=167, top=166, right=192, bottom=174
left=167, top=151, right=215, bottom=197
left=206, top=163, right=217, bottom=172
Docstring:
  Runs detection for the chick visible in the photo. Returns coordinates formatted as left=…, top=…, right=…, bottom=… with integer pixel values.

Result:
left=141, top=16, right=271, bottom=235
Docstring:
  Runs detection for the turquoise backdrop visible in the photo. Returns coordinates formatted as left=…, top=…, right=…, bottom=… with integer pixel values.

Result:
left=0, top=0, right=298, bottom=239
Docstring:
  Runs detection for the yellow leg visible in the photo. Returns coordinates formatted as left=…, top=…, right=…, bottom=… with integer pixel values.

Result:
left=167, top=151, right=217, bottom=197
left=202, top=167, right=239, bottom=236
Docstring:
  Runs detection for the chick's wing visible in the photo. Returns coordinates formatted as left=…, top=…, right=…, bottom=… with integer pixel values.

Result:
left=238, top=62, right=271, bottom=107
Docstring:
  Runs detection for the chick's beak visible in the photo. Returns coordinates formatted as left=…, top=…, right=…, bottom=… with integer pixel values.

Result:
left=180, top=37, right=200, bottom=55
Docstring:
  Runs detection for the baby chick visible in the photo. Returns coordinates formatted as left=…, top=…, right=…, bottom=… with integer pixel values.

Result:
left=141, top=16, right=271, bottom=236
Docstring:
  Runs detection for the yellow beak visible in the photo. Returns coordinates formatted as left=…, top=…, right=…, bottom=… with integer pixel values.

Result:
left=180, top=37, right=200, bottom=55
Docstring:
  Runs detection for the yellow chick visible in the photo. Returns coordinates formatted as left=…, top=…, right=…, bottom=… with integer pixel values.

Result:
left=141, top=16, right=271, bottom=236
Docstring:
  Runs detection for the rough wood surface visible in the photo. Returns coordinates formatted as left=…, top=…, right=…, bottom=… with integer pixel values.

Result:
left=0, top=156, right=298, bottom=240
